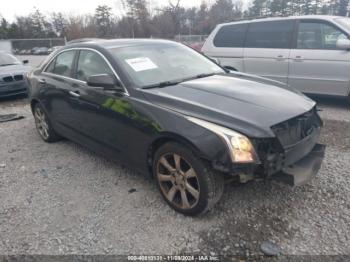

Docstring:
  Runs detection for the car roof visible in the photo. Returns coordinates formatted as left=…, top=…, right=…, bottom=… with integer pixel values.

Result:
left=217, top=15, right=345, bottom=26
left=64, top=38, right=178, bottom=50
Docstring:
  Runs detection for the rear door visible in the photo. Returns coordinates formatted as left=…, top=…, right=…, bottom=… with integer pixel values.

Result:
left=202, top=23, right=248, bottom=71
left=41, top=50, right=80, bottom=131
left=288, top=19, right=350, bottom=96
left=243, top=20, right=295, bottom=84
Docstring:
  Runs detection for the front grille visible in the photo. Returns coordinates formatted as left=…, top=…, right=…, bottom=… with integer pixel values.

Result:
left=3, top=76, right=14, bottom=82
left=271, top=107, right=322, bottom=148
left=14, top=75, right=24, bottom=81
left=2, top=74, right=24, bottom=82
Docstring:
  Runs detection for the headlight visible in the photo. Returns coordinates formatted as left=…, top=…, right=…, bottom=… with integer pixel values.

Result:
left=187, top=117, right=258, bottom=163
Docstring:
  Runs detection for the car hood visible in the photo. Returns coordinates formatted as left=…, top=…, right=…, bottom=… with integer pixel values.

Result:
left=142, top=74, right=316, bottom=138
left=0, top=64, right=31, bottom=76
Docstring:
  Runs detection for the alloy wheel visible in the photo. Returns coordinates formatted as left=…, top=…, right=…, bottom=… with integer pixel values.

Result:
left=157, top=153, right=200, bottom=210
left=34, top=106, right=49, bottom=140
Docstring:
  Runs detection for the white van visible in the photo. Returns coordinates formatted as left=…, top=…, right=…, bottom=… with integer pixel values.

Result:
left=202, top=15, right=350, bottom=98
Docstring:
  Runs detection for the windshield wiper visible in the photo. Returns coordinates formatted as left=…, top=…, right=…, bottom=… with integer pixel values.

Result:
left=194, top=73, right=217, bottom=79
left=142, top=73, right=220, bottom=89
left=142, top=80, right=181, bottom=89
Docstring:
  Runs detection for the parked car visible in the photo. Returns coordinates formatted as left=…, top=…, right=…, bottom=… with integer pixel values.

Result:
left=31, top=47, right=40, bottom=54
left=202, top=15, right=350, bottom=100
left=187, top=42, right=204, bottom=51
left=33, top=47, right=50, bottom=55
left=27, top=39, right=325, bottom=216
left=48, top=46, right=63, bottom=54
left=0, top=51, right=30, bottom=98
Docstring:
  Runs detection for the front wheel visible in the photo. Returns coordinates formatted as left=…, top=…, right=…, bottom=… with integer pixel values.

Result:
left=153, top=142, right=224, bottom=216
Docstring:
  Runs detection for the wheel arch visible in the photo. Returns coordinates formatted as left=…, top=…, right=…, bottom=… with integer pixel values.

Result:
left=146, top=132, right=209, bottom=174
left=30, top=99, right=40, bottom=113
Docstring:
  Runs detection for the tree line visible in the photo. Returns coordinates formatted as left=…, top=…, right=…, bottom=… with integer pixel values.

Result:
left=0, top=0, right=349, bottom=41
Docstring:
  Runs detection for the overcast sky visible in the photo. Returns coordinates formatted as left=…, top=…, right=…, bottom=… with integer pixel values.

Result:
left=0, top=0, right=230, bottom=21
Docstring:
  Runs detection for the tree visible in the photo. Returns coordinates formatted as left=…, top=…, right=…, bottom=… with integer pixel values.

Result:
left=94, top=5, right=113, bottom=37
left=247, top=0, right=267, bottom=18
left=30, top=8, right=48, bottom=37
left=195, top=2, right=211, bottom=35
left=51, top=12, right=68, bottom=37
left=2, top=1, right=350, bottom=42
left=0, top=15, right=9, bottom=39
left=335, top=0, right=349, bottom=16
left=270, top=0, right=292, bottom=16
left=209, top=0, right=243, bottom=28
left=119, top=0, right=152, bottom=37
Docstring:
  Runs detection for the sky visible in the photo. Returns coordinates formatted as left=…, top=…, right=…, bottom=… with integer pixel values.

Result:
left=0, top=0, right=223, bottom=22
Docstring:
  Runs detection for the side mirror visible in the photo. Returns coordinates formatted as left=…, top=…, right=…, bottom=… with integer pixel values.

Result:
left=336, top=39, right=350, bottom=50
left=87, top=74, right=122, bottom=90
left=23, top=60, right=29, bottom=64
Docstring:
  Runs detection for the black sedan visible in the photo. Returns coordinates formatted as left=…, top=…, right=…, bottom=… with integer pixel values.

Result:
left=0, top=51, right=30, bottom=98
left=27, top=39, right=325, bottom=216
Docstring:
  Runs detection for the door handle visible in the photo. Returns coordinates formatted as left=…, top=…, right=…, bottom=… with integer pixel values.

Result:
left=293, top=55, right=304, bottom=61
left=275, top=55, right=285, bottom=61
left=38, top=78, right=46, bottom=84
left=69, top=90, right=80, bottom=98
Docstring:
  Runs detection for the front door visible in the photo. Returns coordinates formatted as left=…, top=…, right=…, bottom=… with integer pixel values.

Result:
left=288, top=19, right=350, bottom=96
left=243, top=20, right=295, bottom=84
left=68, top=49, right=133, bottom=156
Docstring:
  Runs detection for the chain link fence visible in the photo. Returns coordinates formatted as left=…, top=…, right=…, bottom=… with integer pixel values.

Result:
left=10, top=38, right=66, bottom=55
left=174, top=34, right=208, bottom=51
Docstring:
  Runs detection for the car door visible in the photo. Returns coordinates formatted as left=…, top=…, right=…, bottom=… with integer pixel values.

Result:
left=41, top=50, right=81, bottom=133
left=288, top=19, right=350, bottom=96
left=243, top=20, right=295, bottom=84
left=66, top=49, right=134, bottom=156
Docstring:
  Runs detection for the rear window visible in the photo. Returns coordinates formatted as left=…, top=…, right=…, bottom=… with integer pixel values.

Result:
left=246, top=20, right=294, bottom=49
left=213, top=23, right=248, bottom=48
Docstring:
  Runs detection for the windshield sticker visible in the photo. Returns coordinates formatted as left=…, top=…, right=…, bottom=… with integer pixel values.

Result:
left=125, top=57, right=158, bottom=72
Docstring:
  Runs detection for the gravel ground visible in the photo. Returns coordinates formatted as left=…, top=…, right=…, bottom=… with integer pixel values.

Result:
left=0, top=95, right=349, bottom=257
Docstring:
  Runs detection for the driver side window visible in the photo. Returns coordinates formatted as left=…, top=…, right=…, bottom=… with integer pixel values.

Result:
left=76, top=50, right=114, bottom=82
left=297, top=21, right=348, bottom=50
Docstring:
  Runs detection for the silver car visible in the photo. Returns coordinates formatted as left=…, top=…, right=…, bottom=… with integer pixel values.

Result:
left=202, top=15, right=350, bottom=100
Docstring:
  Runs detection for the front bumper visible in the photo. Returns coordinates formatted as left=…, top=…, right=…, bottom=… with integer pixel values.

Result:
left=271, top=143, right=326, bottom=186
left=0, top=82, right=28, bottom=98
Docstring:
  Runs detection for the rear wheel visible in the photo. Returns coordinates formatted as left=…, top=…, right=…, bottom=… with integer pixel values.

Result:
left=33, top=103, right=61, bottom=142
left=153, top=142, right=224, bottom=216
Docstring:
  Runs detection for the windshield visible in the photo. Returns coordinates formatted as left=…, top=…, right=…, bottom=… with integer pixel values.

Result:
left=335, top=18, right=350, bottom=31
left=109, top=43, right=225, bottom=88
left=0, top=53, right=21, bottom=66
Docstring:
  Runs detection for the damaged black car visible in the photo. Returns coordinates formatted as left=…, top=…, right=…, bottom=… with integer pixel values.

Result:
left=27, top=39, right=325, bottom=216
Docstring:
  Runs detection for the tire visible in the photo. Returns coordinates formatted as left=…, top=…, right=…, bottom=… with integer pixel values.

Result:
left=33, top=103, right=61, bottom=143
left=153, top=142, right=224, bottom=216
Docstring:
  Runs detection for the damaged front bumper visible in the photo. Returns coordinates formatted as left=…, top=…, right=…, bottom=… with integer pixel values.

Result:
left=271, top=143, right=326, bottom=186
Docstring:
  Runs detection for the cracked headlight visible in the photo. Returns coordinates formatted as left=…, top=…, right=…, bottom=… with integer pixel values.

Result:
left=187, top=116, right=258, bottom=163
